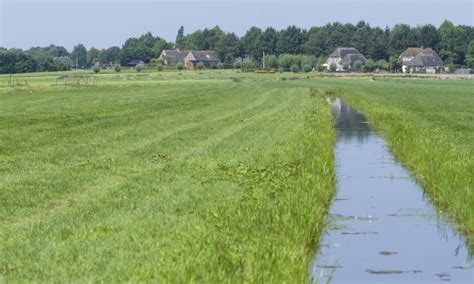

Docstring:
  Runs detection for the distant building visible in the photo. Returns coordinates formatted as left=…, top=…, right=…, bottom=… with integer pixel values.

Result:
left=159, top=49, right=190, bottom=65
left=400, top=48, right=443, bottom=73
left=127, top=59, right=145, bottom=67
left=454, top=68, right=472, bottom=74
left=325, top=48, right=367, bottom=71
left=184, top=51, right=219, bottom=69
left=53, top=56, right=74, bottom=69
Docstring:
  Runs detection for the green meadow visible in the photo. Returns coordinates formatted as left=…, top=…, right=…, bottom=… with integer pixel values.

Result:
left=0, top=70, right=472, bottom=282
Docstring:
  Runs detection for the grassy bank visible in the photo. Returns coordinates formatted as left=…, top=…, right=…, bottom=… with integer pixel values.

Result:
left=0, top=78, right=335, bottom=282
left=324, top=79, right=473, bottom=251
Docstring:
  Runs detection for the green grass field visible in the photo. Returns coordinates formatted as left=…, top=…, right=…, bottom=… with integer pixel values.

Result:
left=0, top=70, right=473, bottom=281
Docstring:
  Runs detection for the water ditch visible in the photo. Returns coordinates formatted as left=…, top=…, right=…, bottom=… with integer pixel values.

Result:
left=311, top=99, right=473, bottom=283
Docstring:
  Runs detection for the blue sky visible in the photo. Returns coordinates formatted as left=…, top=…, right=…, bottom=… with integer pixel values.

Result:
left=1, top=0, right=473, bottom=50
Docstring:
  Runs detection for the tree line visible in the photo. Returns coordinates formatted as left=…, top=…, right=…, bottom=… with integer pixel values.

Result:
left=1, top=20, right=473, bottom=74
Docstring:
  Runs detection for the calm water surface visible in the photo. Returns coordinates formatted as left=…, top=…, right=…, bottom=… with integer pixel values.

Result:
left=311, top=99, right=473, bottom=283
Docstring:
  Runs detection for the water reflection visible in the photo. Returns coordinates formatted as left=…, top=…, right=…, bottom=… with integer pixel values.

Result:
left=311, top=100, right=473, bottom=283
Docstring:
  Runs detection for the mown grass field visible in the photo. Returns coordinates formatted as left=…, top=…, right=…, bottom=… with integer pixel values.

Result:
left=0, top=72, right=336, bottom=282
left=0, top=70, right=473, bottom=281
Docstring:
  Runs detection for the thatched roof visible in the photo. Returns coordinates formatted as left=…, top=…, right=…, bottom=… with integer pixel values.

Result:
left=329, top=48, right=362, bottom=58
left=160, top=49, right=190, bottom=65
left=341, top=53, right=367, bottom=65
left=405, top=53, right=443, bottom=67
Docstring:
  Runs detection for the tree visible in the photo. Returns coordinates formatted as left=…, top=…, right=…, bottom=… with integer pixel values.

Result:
left=92, top=66, right=101, bottom=74
left=176, top=26, right=186, bottom=48
left=438, top=20, right=471, bottom=64
left=241, top=26, right=262, bottom=59
left=216, top=32, right=241, bottom=63
left=304, top=27, right=328, bottom=57
left=329, top=63, right=337, bottom=72
left=255, top=27, right=279, bottom=57
left=119, top=32, right=171, bottom=65
left=99, top=46, right=121, bottom=63
left=114, top=64, right=121, bottom=73
left=71, top=44, right=87, bottom=68
left=388, top=24, right=421, bottom=57
left=351, top=21, right=372, bottom=57
left=0, top=50, right=38, bottom=74
left=276, top=26, right=306, bottom=55
left=87, top=47, right=100, bottom=67
left=465, top=40, right=474, bottom=68
left=419, top=24, right=440, bottom=50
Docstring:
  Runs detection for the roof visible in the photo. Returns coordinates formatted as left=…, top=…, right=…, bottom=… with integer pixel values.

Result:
left=329, top=48, right=362, bottom=58
left=53, top=56, right=74, bottom=67
left=400, top=48, right=437, bottom=59
left=341, top=54, right=367, bottom=65
left=190, top=51, right=219, bottom=62
left=405, top=53, right=443, bottom=67
left=160, top=49, right=190, bottom=64
left=128, top=59, right=144, bottom=65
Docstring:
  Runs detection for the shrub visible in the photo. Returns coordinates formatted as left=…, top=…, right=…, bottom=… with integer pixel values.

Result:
left=316, top=64, right=325, bottom=72
left=290, top=64, right=300, bottom=73
left=176, top=63, right=184, bottom=70
left=265, top=55, right=279, bottom=69
left=329, top=63, right=337, bottom=72
left=278, top=67, right=285, bottom=73
left=342, top=63, right=349, bottom=72
left=114, top=64, right=121, bottom=73
left=303, top=64, right=312, bottom=73
left=157, top=63, right=164, bottom=72
left=376, top=59, right=389, bottom=71
left=353, top=61, right=363, bottom=72
left=364, top=59, right=376, bottom=73
left=233, top=62, right=242, bottom=70
left=196, top=62, right=205, bottom=70
left=217, top=62, right=225, bottom=69
left=136, top=63, right=144, bottom=72
left=92, top=66, right=101, bottom=74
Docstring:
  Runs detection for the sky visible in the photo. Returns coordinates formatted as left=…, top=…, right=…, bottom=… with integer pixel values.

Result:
left=0, top=0, right=473, bottom=51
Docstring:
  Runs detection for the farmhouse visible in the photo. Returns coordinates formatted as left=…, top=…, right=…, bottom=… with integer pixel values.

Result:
left=325, top=48, right=367, bottom=71
left=400, top=48, right=443, bottom=73
left=159, top=49, right=190, bottom=65
left=184, top=51, right=219, bottom=69
left=53, top=56, right=74, bottom=69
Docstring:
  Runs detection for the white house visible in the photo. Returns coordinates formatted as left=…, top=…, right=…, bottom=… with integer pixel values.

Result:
left=400, top=48, right=443, bottom=73
left=325, top=48, right=367, bottom=71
